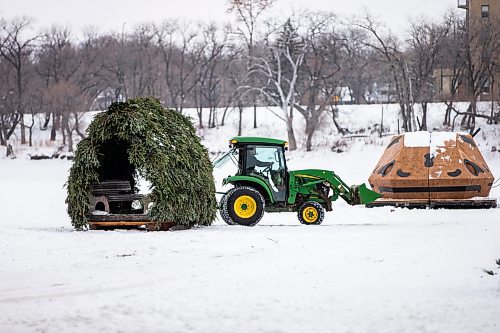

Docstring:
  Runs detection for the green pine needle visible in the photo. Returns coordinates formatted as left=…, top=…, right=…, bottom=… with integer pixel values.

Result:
left=66, top=97, right=217, bottom=230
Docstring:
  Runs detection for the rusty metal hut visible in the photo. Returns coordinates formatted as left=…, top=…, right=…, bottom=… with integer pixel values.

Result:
left=368, top=131, right=496, bottom=208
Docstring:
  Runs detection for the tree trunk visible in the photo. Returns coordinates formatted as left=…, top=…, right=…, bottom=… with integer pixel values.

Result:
left=253, top=104, right=257, bottom=128
left=305, top=113, right=320, bottom=152
left=4, top=113, right=21, bottom=141
left=286, top=106, right=297, bottom=151
left=221, top=105, right=230, bottom=126
left=331, top=108, right=346, bottom=135
left=420, top=102, right=428, bottom=131
left=443, top=102, right=453, bottom=127
left=197, top=107, right=204, bottom=129
left=6, top=144, right=14, bottom=158
left=28, top=114, right=35, bottom=147
left=75, top=117, right=86, bottom=139
left=237, top=105, right=243, bottom=136
left=305, top=119, right=313, bottom=152
left=490, top=80, right=496, bottom=124
left=62, top=116, right=67, bottom=146
left=42, top=113, right=51, bottom=130
left=50, top=113, right=58, bottom=141
left=29, top=127, right=33, bottom=147
left=409, top=104, right=416, bottom=132
left=208, top=108, right=213, bottom=128
left=67, top=122, right=73, bottom=152
left=399, top=103, right=409, bottom=132
left=0, top=124, right=5, bottom=146
left=461, top=102, right=476, bottom=132
left=468, top=100, right=476, bottom=134
left=20, top=115, right=26, bottom=145
left=209, top=108, right=217, bottom=128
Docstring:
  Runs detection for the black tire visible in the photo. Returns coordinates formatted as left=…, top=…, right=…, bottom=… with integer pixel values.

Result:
left=219, top=190, right=236, bottom=225
left=298, top=201, right=325, bottom=225
left=225, top=186, right=265, bottom=227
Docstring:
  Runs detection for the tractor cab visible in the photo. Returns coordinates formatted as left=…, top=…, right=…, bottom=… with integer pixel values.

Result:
left=214, top=137, right=289, bottom=203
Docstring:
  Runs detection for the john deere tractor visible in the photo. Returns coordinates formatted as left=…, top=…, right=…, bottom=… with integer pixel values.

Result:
left=214, top=137, right=380, bottom=226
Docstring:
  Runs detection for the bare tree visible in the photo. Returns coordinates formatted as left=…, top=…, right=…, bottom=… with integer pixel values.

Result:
left=433, top=13, right=462, bottom=127
left=156, top=22, right=205, bottom=112
left=408, top=19, right=450, bottom=130
left=44, top=81, right=88, bottom=152
left=0, top=60, right=16, bottom=145
left=228, top=0, right=276, bottom=128
left=219, top=43, right=246, bottom=128
left=356, top=15, right=416, bottom=132
left=458, top=16, right=500, bottom=132
left=245, top=18, right=305, bottom=150
left=294, top=12, right=343, bottom=151
left=36, top=25, right=78, bottom=140
left=127, top=23, right=162, bottom=98
left=98, top=33, right=129, bottom=103
left=0, top=17, right=38, bottom=145
left=194, top=24, right=228, bottom=129
left=340, top=26, right=373, bottom=104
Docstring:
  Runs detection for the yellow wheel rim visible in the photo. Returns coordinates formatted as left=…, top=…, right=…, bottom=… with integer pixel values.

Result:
left=302, top=206, right=318, bottom=223
left=234, top=195, right=257, bottom=219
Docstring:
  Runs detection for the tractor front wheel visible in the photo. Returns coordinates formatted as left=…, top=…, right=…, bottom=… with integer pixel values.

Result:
left=224, top=187, right=265, bottom=227
left=298, top=201, right=325, bottom=225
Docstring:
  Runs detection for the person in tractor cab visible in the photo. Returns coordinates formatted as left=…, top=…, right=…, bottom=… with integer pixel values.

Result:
left=245, top=147, right=285, bottom=194
left=245, top=147, right=273, bottom=172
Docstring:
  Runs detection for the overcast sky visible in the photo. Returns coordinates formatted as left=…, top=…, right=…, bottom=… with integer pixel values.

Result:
left=1, top=0, right=460, bottom=37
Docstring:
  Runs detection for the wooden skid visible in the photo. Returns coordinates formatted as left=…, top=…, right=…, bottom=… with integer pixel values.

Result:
left=90, top=214, right=150, bottom=222
left=366, top=198, right=497, bottom=209
left=89, top=214, right=176, bottom=230
left=89, top=221, right=155, bottom=227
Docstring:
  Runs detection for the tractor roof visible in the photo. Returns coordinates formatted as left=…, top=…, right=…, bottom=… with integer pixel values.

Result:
left=229, top=136, right=287, bottom=146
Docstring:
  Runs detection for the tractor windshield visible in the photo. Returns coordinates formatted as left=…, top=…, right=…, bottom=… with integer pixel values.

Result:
left=245, top=145, right=287, bottom=202
left=212, top=148, right=238, bottom=169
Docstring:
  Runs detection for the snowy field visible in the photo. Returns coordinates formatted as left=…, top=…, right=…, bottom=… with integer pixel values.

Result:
left=1, top=103, right=500, bottom=332
left=1, top=144, right=500, bottom=332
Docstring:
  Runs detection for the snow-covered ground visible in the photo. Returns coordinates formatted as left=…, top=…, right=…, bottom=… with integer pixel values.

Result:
left=1, top=102, right=500, bottom=332
left=1, top=143, right=499, bottom=332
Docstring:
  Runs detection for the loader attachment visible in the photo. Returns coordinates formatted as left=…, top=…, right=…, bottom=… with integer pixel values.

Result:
left=349, top=183, right=381, bottom=205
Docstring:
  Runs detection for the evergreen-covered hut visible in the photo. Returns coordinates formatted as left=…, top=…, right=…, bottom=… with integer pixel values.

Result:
left=66, top=97, right=217, bottom=230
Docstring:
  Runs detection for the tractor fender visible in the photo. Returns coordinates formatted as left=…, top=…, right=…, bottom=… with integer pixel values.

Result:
left=223, top=175, right=275, bottom=204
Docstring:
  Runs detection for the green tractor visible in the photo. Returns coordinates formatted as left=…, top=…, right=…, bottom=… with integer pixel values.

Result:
left=214, top=137, right=380, bottom=226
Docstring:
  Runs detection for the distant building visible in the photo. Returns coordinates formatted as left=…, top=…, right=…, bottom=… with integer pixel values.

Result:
left=458, top=0, right=500, bottom=22
left=434, top=0, right=500, bottom=102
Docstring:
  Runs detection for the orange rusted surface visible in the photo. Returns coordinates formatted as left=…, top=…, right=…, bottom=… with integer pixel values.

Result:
left=369, top=132, right=494, bottom=200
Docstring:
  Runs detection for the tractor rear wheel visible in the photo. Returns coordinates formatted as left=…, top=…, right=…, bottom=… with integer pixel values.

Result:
left=298, top=201, right=325, bottom=225
left=225, top=187, right=265, bottom=227
left=219, top=191, right=236, bottom=225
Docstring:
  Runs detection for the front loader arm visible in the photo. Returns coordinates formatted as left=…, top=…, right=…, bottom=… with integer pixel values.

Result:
left=322, top=171, right=380, bottom=205
left=290, top=170, right=380, bottom=206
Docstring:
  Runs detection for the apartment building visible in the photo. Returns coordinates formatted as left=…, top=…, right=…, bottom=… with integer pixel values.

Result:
left=434, top=0, right=499, bottom=102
